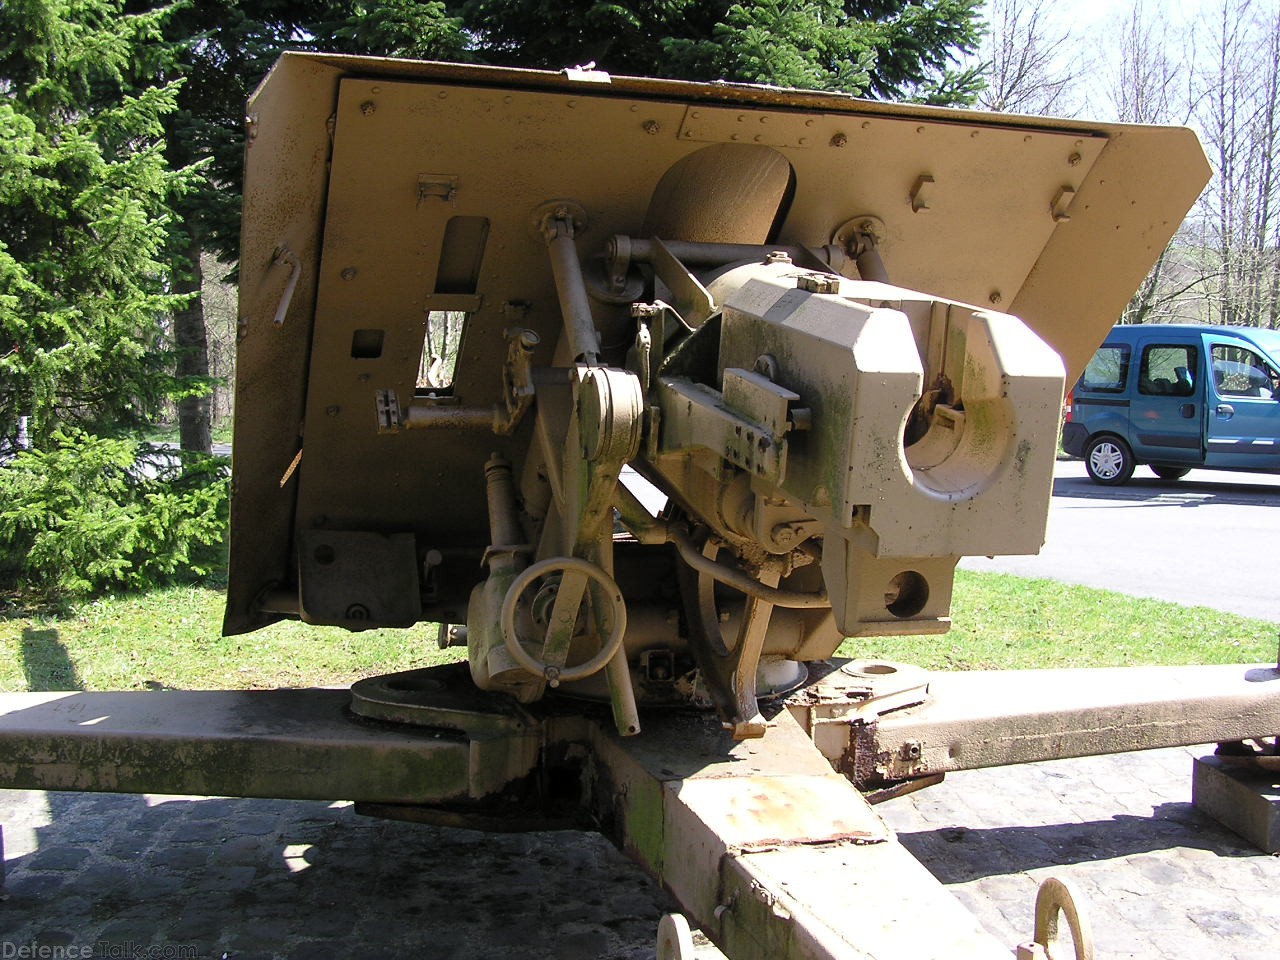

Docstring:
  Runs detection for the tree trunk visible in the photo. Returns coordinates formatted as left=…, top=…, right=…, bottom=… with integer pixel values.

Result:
left=175, top=237, right=213, bottom=453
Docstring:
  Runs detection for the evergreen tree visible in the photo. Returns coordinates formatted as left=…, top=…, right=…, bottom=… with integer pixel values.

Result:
left=0, top=0, right=200, bottom=447
left=0, top=0, right=228, bottom=596
left=460, top=0, right=983, bottom=102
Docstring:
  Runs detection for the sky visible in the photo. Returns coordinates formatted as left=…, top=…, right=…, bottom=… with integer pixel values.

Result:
left=968, top=0, right=1254, bottom=123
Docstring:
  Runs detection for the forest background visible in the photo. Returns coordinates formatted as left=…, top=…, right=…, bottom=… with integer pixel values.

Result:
left=0, top=0, right=1277, bottom=596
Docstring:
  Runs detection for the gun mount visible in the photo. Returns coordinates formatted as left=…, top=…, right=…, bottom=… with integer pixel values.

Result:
left=225, top=52, right=1208, bottom=739
left=8, top=52, right=1279, bottom=960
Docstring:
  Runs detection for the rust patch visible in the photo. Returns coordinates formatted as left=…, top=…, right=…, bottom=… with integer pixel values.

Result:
left=840, top=719, right=882, bottom=788
left=735, top=832, right=885, bottom=855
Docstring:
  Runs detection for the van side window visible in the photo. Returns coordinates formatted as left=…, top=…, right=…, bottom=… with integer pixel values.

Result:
left=1139, top=344, right=1197, bottom=397
left=1212, top=344, right=1279, bottom=399
left=1081, top=345, right=1129, bottom=393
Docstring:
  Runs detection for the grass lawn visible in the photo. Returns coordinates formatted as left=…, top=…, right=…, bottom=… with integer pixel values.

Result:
left=2, top=571, right=1276, bottom=692
left=2, top=584, right=462, bottom=692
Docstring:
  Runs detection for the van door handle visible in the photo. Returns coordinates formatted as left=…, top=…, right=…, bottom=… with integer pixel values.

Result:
left=1216, top=403, right=1234, bottom=419
left=1179, top=403, right=1196, bottom=418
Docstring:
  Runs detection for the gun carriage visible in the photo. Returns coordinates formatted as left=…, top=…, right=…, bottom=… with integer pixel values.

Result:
left=2, top=53, right=1277, bottom=960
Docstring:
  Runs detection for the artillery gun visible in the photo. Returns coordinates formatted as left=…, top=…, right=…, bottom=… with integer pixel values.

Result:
left=3, top=52, right=1278, bottom=959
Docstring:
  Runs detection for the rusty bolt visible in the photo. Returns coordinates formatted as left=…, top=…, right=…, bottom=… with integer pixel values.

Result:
left=830, top=132, right=848, bottom=148
left=901, top=740, right=922, bottom=761
left=989, top=290, right=1003, bottom=305
left=771, top=523, right=798, bottom=547
left=1068, top=152, right=1082, bottom=166
left=642, top=119, right=660, bottom=135
left=341, top=267, right=357, bottom=281
left=359, top=100, right=376, bottom=116
left=325, top=405, right=341, bottom=417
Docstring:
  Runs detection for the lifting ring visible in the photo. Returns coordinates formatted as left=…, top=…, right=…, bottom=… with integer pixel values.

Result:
left=500, top=556, right=627, bottom=686
left=1018, top=876, right=1095, bottom=960
left=656, top=914, right=696, bottom=960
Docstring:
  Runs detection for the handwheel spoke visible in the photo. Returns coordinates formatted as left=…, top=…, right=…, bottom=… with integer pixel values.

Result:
left=541, top=568, right=590, bottom=670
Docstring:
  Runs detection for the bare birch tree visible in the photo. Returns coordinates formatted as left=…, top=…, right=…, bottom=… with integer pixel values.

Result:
left=1193, top=0, right=1280, bottom=328
left=977, top=0, right=1080, bottom=115
left=1098, top=2, right=1204, bottom=323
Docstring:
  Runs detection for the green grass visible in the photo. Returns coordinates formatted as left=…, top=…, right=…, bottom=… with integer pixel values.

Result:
left=2, top=583, right=461, bottom=692
left=840, top=571, right=1278, bottom=670
left=2, top=571, right=1275, bottom=692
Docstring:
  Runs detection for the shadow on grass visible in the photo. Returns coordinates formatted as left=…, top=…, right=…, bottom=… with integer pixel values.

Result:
left=20, top=627, right=84, bottom=691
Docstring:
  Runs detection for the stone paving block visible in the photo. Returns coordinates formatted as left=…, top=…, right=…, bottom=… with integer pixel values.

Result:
left=96, top=924, right=161, bottom=952
left=150, top=844, right=211, bottom=870
left=26, top=844, right=92, bottom=870
left=102, top=832, right=151, bottom=860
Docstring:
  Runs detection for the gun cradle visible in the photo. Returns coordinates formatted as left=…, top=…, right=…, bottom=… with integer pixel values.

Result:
left=226, top=54, right=1209, bottom=738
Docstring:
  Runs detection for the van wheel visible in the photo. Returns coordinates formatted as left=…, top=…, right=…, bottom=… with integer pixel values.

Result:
left=1151, top=465, right=1190, bottom=481
left=1085, top=436, right=1135, bottom=485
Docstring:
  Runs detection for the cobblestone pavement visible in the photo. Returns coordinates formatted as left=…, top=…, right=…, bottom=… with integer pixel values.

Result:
left=878, top=747, right=1280, bottom=960
left=2, top=745, right=1278, bottom=959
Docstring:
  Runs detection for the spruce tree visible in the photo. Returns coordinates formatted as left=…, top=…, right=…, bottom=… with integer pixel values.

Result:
left=0, top=0, right=199, bottom=447
left=460, top=0, right=982, bottom=102
left=0, top=0, right=228, bottom=595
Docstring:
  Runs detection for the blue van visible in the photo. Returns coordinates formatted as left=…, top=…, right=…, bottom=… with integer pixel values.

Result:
left=1063, top=324, right=1280, bottom=484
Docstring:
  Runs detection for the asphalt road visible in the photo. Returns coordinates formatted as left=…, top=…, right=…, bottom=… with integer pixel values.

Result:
left=960, top=460, right=1280, bottom=622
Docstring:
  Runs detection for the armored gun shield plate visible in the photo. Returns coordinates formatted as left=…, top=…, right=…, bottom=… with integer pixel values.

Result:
left=226, top=52, right=1209, bottom=635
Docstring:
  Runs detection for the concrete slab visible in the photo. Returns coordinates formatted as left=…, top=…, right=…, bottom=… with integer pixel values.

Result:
left=1192, top=754, right=1280, bottom=854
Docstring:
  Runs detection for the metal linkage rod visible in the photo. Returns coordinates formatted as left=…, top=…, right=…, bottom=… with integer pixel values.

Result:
left=542, top=209, right=601, bottom=364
